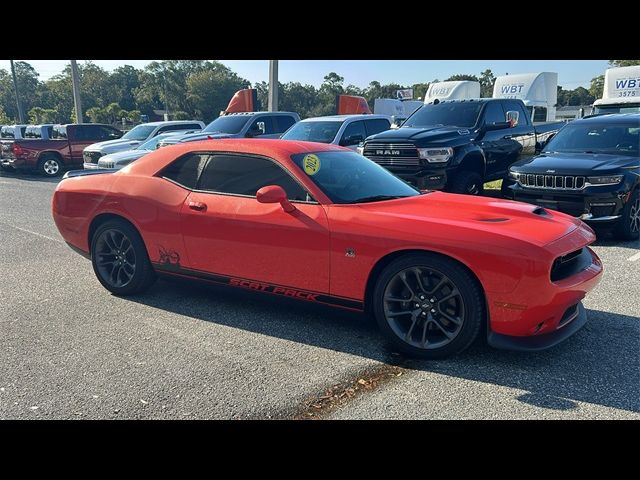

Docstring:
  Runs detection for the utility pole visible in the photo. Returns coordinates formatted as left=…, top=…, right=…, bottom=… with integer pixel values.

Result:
left=10, top=60, right=25, bottom=123
left=163, top=63, right=169, bottom=121
left=70, top=60, right=84, bottom=123
left=268, top=60, right=278, bottom=112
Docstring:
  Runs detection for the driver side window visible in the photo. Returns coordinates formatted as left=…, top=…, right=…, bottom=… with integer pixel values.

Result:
left=340, top=121, right=366, bottom=146
left=197, top=154, right=311, bottom=202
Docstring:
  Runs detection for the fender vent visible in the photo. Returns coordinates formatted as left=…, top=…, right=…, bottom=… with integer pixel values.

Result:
left=478, top=218, right=509, bottom=222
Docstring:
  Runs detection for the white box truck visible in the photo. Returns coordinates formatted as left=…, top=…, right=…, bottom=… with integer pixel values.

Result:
left=492, top=72, right=558, bottom=123
left=374, top=98, right=423, bottom=128
left=592, top=65, right=640, bottom=115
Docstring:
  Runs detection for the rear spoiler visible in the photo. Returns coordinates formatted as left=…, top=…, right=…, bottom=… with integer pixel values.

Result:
left=222, top=88, right=259, bottom=115
left=62, top=169, right=114, bottom=180
left=336, top=95, right=371, bottom=114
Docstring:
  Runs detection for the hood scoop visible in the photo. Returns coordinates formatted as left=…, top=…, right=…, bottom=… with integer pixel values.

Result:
left=477, top=217, right=509, bottom=223
left=532, top=207, right=549, bottom=216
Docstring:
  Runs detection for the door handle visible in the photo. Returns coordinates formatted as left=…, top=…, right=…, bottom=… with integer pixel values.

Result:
left=503, top=134, right=513, bottom=139
left=188, top=201, right=207, bottom=212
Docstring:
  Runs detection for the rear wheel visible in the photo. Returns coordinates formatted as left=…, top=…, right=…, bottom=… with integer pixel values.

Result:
left=372, top=253, right=485, bottom=359
left=38, top=154, right=63, bottom=177
left=91, top=219, right=156, bottom=295
left=449, top=170, right=484, bottom=196
left=613, top=189, right=640, bottom=241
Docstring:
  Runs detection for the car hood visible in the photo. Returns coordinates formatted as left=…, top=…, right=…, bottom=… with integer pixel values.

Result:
left=366, top=125, right=472, bottom=144
left=510, top=152, right=639, bottom=175
left=98, top=149, right=150, bottom=164
left=353, top=191, right=582, bottom=248
left=86, top=138, right=143, bottom=153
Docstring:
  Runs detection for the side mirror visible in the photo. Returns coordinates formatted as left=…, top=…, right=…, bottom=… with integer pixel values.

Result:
left=256, top=185, right=296, bottom=213
left=340, top=133, right=364, bottom=146
left=483, top=121, right=511, bottom=132
left=505, top=110, right=519, bottom=127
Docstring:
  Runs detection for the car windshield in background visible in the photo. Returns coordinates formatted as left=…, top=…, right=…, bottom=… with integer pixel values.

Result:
left=543, top=124, right=640, bottom=157
left=122, top=124, right=156, bottom=141
left=281, top=121, right=342, bottom=143
left=137, top=134, right=174, bottom=150
left=403, top=102, right=483, bottom=128
left=291, top=151, right=420, bottom=204
left=203, top=116, right=249, bottom=134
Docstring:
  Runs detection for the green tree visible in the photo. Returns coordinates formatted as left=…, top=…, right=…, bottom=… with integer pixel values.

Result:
left=127, top=110, right=142, bottom=123
left=445, top=74, right=479, bottom=82
left=105, top=102, right=122, bottom=123
left=479, top=69, right=496, bottom=97
left=412, top=82, right=431, bottom=101
left=28, top=107, right=46, bottom=123
left=609, top=60, right=640, bottom=67
left=0, top=106, right=10, bottom=123
left=109, top=65, right=141, bottom=111
left=86, top=107, right=107, bottom=123
left=589, top=75, right=605, bottom=100
left=173, top=111, right=190, bottom=120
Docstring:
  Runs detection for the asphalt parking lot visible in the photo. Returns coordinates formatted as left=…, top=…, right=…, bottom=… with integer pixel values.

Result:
left=1, top=170, right=638, bottom=420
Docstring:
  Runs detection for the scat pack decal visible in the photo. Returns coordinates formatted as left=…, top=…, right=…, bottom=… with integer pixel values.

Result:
left=302, top=154, right=321, bottom=176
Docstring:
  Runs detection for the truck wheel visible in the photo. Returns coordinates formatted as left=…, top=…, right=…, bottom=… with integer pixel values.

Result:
left=91, top=219, right=157, bottom=296
left=449, top=170, right=484, bottom=196
left=371, top=253, right=484, bottom=359
left=38, top=154, right=63, bottom=177
left=613, top=189, right=640, bottom=241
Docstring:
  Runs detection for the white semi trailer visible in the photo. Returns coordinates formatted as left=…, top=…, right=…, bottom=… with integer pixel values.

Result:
left=492, top=72, right=558, bottom=123
left=592, top=65, right=640, bottom=115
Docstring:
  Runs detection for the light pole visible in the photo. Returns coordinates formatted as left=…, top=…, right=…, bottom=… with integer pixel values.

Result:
left=268, top=60, right=278, bottom=112
left=70, top=60, right=84, bottom=123
left=10, top=60, right=25, bottom=123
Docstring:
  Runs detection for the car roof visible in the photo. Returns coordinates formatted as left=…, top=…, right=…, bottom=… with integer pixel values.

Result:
left=573, top=113, right=640, bottom=125
left=133, top=120, right=203, bottom=126
left=224, top=111, right=298, bottom=116
left=299, top=114, right=391, bottom=122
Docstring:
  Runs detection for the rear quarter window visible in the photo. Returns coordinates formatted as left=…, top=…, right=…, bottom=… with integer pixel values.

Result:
left=160, top=153, right=209, bottom=189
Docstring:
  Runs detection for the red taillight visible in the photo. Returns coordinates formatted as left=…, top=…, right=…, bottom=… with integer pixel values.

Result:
left=12, top=143, right=24, bottom=156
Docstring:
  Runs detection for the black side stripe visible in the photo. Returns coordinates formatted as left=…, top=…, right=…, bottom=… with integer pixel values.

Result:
left=152, top=262, right=364, bottom=311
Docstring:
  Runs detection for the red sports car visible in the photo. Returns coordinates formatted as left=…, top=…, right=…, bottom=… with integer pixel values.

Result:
left=52, top=139, right=603, bottom=358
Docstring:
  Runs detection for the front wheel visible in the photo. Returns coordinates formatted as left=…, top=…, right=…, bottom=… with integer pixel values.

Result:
left=613, top=189, right=640, bottom=241
left=449, top=170, right=484, bottom=196
left=372, top=253, right=485, bottom=359
left=91, top=219, right=157, bottom=295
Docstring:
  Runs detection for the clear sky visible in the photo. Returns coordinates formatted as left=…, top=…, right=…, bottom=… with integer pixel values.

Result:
left=0, top=59, right=608, bottom=89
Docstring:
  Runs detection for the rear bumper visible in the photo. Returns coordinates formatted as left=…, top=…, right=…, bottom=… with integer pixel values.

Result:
left=1, top=157, right=32, bottom=171
left=488, top=302, right=587, bottom=351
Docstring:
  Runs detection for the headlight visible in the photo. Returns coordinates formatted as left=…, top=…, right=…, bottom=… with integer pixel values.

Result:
left=508, top=170, right=519, bottom=180
left=356, top=145, right=364, bottom=155
left=587, top=175, right=623, bottom=185
left=417, top=147, right=453, bottom=163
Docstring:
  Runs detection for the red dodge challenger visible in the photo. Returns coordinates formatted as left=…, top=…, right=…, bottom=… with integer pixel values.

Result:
left=52, top=139, right=603, bottom=358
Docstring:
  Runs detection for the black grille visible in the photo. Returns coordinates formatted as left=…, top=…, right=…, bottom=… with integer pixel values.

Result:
left=516, top=172, right=586, bottom=190
left=362, top=142, right=420, bottom=168
left=590, top=205, right=615, bottom=218
left=550, top=248, right=590, bottom=282
left=83, top=151, right=103, bottom=164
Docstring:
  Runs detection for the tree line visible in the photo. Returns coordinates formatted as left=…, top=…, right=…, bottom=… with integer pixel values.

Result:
left=1, top=60, right=637, bottom=126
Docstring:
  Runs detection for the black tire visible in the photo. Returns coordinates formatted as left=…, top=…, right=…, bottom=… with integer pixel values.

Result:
left=449, top=170, right=484, bottom=196
left=371, top=253, right=485, bottom=359
left=613, top=189, right=640, bottom=241
left=91, top=219, right=156, bottom=295
left=500, top=177, right=515, bottom=199
left=38, top=154, right=63, bottom=177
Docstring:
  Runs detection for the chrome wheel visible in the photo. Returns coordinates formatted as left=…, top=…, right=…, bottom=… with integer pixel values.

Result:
left=630, top=197, right=640, bottom=233
left=383, top=267, right=465, bottom=350
left=43, top=159, right=59, bottom=175
left=94, top=229, right=136, bottom=288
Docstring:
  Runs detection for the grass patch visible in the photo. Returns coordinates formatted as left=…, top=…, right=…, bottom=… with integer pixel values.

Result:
left=484, top=179, right=503, bottom=190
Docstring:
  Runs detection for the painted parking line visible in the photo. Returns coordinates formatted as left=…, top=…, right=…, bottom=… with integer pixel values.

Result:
left=629, top=251, right=640, bottom=262
left=0, top=221, right=63, bottom=244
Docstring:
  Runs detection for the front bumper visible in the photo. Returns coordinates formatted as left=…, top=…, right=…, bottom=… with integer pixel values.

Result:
left=390, top=168, right=448, bottom=190
left=488, top=302, right=587, bottom=351
left=510, top=182, right=629, bottom=225
left=83, top=162, right=102, bottom=170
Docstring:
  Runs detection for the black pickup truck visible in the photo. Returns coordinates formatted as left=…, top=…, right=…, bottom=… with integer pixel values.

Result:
left=361, top=98, right=563, bottom=195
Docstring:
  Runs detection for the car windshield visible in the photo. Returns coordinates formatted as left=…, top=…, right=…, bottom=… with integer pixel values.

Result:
left=203, top=115, right=249, bottom=134
left=136, top=134, right=175, bottom=150
left=122, top=124, right=156, bottom=141
left=543, top=123, right=640, bottom=157
left=403, top=102, right=483, bottom=128
left=291, top=150, right=420, bottom=204
left=281, top=121, right=342, bottom=143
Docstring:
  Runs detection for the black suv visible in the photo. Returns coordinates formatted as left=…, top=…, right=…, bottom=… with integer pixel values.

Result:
left=506, top=114, right=640, bottom=240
